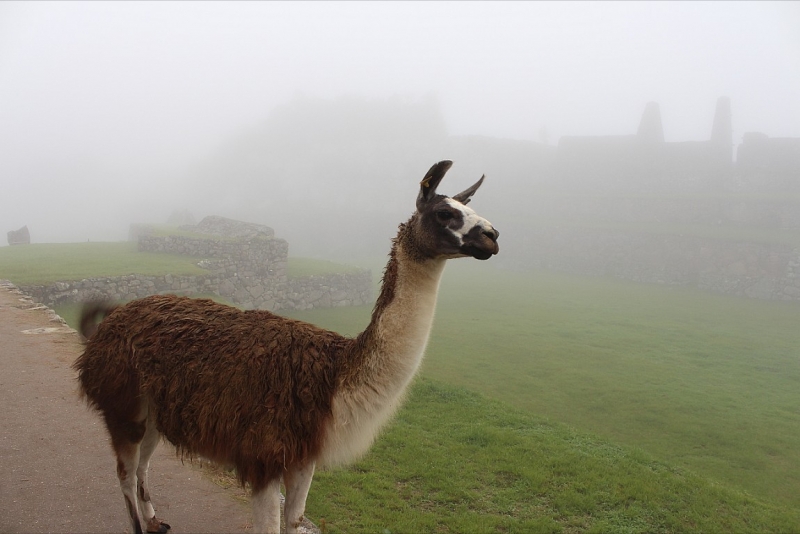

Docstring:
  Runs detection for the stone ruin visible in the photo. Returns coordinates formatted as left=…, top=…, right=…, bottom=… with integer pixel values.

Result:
left=18, top=215, right=372, bottom=312
left=7, top=225, right=30, bottom=246
left=180, top=215, right=275, bottom=239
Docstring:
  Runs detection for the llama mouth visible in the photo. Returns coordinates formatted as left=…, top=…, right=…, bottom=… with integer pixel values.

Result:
left=462, top=243, right=499, bottom=260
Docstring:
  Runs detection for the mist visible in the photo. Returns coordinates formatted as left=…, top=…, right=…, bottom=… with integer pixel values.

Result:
left=1, top=1, right=799, bottom=256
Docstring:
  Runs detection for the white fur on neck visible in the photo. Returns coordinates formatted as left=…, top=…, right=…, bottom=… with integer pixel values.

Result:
left=318, top=248, right=446, bottom=468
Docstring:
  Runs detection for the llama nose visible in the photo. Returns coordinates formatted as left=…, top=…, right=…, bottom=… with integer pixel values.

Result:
left=483, top=227, right=499, bottom=242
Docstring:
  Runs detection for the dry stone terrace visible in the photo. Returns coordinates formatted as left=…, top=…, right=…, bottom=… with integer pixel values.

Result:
left=521, top=229, right=800, bottom=301
left=20, top=216, right=372, bottom=312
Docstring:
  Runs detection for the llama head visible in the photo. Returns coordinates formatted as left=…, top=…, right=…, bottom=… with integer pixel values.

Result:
left=412, top=160, right=499, bottom=261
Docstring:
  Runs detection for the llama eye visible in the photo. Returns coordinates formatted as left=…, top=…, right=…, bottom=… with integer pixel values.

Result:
left=437, top=210, right=454, bottom=221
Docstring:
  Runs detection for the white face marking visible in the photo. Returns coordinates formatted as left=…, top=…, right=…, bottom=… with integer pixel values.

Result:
left=443, top=198, right=492, bottom=245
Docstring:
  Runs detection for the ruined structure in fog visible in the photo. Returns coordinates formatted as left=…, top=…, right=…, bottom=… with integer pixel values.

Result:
left=21, top=216, right=372, bottom=311
left=468, top=97, right=800, bottom=302
left=555, top=97, right=735, bottom=194
left=737, top=132, right=800, bottom=193
left=7, top=225, right=30, bottom=246
left=549, top=96, right=799, bottom=197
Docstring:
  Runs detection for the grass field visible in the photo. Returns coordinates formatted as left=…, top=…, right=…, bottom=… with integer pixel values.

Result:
left=17, top=244, right=800, bottom=531
left=0, top=242, right=206, bottom=285
left=307, top=379, right=799, bottom=533
left=0, top=242, right=359, bottom=286
left=283, top=261, right=800, bottom=524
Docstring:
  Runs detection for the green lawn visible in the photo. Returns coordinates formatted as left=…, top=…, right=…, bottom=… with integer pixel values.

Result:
left=285, top=261, right=800, bottom=516
left=0, top=242, right=359, bottom=286
left=308, top=379, right=798, bottom=533
left=0, top=242, right=206, bottom=285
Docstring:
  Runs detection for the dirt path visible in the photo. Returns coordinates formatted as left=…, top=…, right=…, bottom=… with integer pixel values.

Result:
left=0, top=281, right=255, bottom=533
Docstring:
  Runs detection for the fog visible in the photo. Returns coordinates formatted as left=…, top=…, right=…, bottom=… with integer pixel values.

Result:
left=1, top=1, right=799, bottom=257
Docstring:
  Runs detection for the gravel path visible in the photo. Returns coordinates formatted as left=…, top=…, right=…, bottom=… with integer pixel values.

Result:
left=0, top=281, right=255, bottom=533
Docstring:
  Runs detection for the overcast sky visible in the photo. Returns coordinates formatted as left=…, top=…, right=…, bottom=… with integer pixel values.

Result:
left=1, top=1, right=799, bottom=244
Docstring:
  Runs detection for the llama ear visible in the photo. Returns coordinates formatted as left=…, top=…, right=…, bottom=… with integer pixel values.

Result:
left=417, top=160, right=453, bottom=210
left=452, top=175, right=485, bottom=205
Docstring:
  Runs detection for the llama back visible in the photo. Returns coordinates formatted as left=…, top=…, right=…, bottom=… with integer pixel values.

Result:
left=75, top=294, right=350, bottom=486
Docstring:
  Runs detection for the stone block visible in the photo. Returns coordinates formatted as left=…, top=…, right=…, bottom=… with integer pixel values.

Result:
left=783, top=285, right=800, bottom=298
left=744, top=279, right=774, bottom=300
left=248, top=284, right=265, bottom=298
left=218, top=279, right=235, bottom=297
left=234, top=289, right=250, bottom=303
left=7, top=225, right=30, bottom=245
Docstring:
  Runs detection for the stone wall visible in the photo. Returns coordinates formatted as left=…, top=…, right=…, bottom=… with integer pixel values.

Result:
left=19, top=269, right=372, bottom=312
left=285, top=271, right=373, bottom=311
left=136, top=233, right=290, bottom=310
left=20, top=273, right=216, bottom=308
left=737, top=132, right=800, bottom=193
left=529, top=196, right=800, bottom=229
left=138, top=234, right=289, bottom=279
left=523, top=229, right=800, bottom=301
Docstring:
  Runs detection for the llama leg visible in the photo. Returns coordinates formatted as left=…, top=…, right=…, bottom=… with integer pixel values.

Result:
left=283, top=462, right=316, bottom=534
left=109, top=420, right=147, bottom=534
left=251, top=477, right=282, bottom=534
left=136, top=417, right=170, bottom=533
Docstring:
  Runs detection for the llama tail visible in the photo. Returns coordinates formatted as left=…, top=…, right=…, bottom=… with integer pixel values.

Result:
left=78, top=301, right=118, bottom=341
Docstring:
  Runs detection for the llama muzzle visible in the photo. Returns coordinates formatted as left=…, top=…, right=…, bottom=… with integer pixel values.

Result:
left=461, top=225, right=500, bottom=260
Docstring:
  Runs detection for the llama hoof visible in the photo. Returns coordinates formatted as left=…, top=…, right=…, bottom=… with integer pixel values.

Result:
left=146, top=517, right=171, bottom=533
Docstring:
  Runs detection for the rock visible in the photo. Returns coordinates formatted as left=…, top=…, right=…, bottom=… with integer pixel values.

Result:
left=7, top=225, right=30, bottom=245
left=744, top=279, right=775, bottom=300
left=248, top=284, right=265, bottom=299
left=219, top=280, right=235, bottom=297
left=783, top=286, right=800, bottom=298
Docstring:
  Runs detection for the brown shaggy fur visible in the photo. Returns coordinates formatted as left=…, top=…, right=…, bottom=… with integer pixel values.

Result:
left=74, top=217, right=438, bottom=490
left=74, top=294, right=358, bottom=490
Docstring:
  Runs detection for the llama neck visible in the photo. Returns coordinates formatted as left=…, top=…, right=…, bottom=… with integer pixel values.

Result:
left=344, top=240, right=446, bottom=392
left=320, top=223, right=447, bottom=468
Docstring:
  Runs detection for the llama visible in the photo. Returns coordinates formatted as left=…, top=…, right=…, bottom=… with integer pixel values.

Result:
left=74, top=160, right=499, bottom=534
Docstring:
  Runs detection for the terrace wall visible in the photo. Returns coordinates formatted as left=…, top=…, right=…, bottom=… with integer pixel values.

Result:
left=521, top=229, right=800, bottom=301
left=18, top=269, right=372, bottom=311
